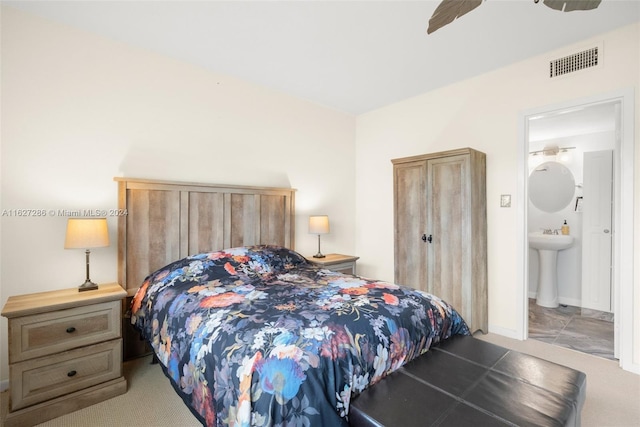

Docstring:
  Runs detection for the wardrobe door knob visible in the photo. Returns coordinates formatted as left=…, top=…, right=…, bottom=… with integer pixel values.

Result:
left=67, top=370, right=77, bottom=377
left=66, top=327, right=76, bottom=333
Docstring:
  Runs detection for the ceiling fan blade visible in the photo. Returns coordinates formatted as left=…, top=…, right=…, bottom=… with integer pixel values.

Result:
left=427, top=0, right=484, bottom=34
left=542, top=0, right=602, bottom=12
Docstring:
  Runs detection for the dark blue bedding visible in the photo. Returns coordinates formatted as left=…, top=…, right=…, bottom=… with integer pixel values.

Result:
left=131, top=246, right=470, bottom=426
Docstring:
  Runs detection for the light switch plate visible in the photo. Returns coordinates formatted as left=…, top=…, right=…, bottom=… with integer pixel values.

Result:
left=500, top=194, right=511, bottom=207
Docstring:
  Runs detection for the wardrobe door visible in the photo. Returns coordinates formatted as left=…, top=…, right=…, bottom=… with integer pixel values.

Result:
left=426, top=154, right=469, bottom=315
left=393, top=159, right=428, bottom=290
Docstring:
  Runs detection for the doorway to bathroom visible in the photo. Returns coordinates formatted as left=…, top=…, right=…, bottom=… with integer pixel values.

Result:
left=518, top=89, right=635, bottom=371
left=527, top=102, right=616, bottom=359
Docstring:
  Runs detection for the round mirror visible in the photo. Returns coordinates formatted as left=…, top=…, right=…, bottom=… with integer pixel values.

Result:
left=529, top=161, right=575, bottom=212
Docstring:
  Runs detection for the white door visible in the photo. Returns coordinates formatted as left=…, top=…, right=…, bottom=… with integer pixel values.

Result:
left=581, top=150, right=613, bottom=312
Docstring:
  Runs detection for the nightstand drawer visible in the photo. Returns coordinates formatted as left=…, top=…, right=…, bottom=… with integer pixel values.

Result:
left=306, top=254, right=359, bottom=275
left=10, top=339, right=122, bottom=411
left=325, top=261, right=357, bottom=275
left=8, top=300, right=121, bottom=363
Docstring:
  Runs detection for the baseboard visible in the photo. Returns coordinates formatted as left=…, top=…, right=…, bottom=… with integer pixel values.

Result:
left=487, top=324, right=521, bottom=340
left=621, top=360, right=640, bottom=375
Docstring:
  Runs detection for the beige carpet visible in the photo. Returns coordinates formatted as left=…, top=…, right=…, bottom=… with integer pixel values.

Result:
left=1, top=356, right=200, bottom=427
left=1, top=334, right=638, bottom=426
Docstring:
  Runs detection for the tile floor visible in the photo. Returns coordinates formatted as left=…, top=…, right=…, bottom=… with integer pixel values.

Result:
left=528, top=298, right=615, bottom=360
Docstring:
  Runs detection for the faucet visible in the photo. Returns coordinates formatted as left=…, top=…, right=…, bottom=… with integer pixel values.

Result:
left=542, top=228, right=559, bottom=235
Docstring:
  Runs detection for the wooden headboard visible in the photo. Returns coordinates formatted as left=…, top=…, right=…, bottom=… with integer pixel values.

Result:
left=115, top=178, right=296, bottom=296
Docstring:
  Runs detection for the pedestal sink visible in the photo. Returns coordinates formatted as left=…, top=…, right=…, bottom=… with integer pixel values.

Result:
left=529, top=231, right=574, bottom=308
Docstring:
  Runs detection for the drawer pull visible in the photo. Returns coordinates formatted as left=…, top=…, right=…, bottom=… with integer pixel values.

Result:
left=66, top=327, right=76, bottom=333
left=67, top=370, right=77, bottom=377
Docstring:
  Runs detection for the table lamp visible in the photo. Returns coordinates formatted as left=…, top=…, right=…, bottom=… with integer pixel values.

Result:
left=64, top=218, right=109, bottom=292
left=309, top=215, right=329, bottom=258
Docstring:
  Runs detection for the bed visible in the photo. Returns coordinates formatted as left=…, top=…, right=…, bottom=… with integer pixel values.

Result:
left=130, top=245, right=470, bottom=426
left=117, top=178, right=585, bottom=427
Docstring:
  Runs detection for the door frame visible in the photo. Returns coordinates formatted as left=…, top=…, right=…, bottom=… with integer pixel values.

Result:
left=517, top=88, right=636, bottom=373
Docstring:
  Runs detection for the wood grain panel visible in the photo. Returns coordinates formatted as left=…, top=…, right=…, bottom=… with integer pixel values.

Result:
left=260, top=195, right=286, bottom=247
left=3, top=378, right=126, bottom=427
left=115, top=178, right=296, bottom=295
left=230, top=194, right=254, bottom=247
left=126, top=189, right=180, bottom=290
left=8, top=301, right=120, bottom=363
left=427, top=155, right=467, bottom=311
left=1, top=283, right=126, bottom=318
left=188, top=192, right=225, bottom=255
left=10, top=339, right=122, bottom=411
left=393, top=160, right=428, bottom=289
left=469, top=149, right=488, bottom=333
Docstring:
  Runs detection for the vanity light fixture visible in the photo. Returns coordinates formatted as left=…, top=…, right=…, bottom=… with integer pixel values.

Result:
left=557, top=147, right=574, bottom=162
left=529, top=146, right=576, bottom=157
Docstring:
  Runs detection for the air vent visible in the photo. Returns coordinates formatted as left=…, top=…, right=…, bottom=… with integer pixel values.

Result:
left=550, top=46, right=600, bottom=78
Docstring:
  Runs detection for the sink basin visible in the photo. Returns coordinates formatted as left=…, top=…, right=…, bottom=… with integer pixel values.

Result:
left=529, top=231, right=574, bottom=308
left=528, top=232, right=574, bottom=250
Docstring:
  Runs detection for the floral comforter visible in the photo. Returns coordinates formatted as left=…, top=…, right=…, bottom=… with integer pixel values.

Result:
left=131, top=246, right=470, bottom=426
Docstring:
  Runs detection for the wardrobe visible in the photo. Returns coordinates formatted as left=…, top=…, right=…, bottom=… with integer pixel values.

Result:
left=392, top=148, right=487, bottom=333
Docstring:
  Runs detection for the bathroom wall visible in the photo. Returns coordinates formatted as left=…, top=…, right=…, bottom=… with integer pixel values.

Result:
left=528, top=131, right=615, bottom=307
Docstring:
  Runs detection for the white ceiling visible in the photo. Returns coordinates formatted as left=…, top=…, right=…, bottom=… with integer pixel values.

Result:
left=4, top=0, right=640, bottom=115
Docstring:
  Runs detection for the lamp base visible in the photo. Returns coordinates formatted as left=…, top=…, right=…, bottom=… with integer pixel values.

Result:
left=313, top=234, right=326, bottom=258
left=78, top=280, right=99, bottom=292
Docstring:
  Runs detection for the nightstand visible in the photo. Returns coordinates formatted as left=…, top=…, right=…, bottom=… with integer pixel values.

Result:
left=305, top=253, right=359, bottom=275
left=1, top=283, right=127, bottom=427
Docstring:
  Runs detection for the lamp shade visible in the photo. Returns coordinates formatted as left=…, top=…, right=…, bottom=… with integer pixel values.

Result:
left=64, top=218, right=110, bottom=249
left=309, top=215, right=330, bottom=234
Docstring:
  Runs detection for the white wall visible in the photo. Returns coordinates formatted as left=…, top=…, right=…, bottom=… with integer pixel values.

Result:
left=355, top=24, right=639, bottom=363
left=0, top=7, right=356, bottom=384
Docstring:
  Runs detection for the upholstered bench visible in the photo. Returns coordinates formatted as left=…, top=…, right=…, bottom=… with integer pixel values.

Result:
left=350, top=335, right=586, bottom=427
